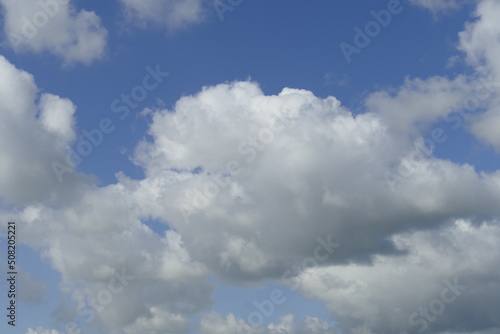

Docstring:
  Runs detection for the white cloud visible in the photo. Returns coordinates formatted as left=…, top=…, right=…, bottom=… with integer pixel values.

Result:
left=365, top=75, right=470, bottom=133
left=26, top=328, right=60, bottom=334
left=119, top=0, right=206, bottom=33
left=364, top=0, right=500, bottom=153
left=39, top=94, right=76, bottom=142
left=409, top=0, right=472, bottom=14
left=470, top=105, right=500, bottom=151
left=459, top=0, right=500, bottom=78
left=200, top=312, right=337, bottom=334
left=291, top=220, right=500, bottom=334
left=124, top=307, right=189, bottom=333
left=0, top=55, right=89, bottom=205
left=457, top=0, right=500, bottom=150
left=0, top=0, right=107, bottom=65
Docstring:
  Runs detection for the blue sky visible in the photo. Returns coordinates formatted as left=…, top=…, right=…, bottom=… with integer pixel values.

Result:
left=1, top=0, right=500, bottom=334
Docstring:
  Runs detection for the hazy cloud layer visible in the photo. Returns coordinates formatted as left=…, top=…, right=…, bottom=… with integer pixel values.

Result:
left=0, top=55, right=89, bottom=205
left=119, top=0, right=206, bottom=33
left=129, top=80, right=500, bottom=285
left=409, top=0, right=472, bottom=14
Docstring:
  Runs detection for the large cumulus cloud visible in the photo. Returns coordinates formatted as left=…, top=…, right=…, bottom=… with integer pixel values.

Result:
left=127, top=80, right=500, bottom=286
